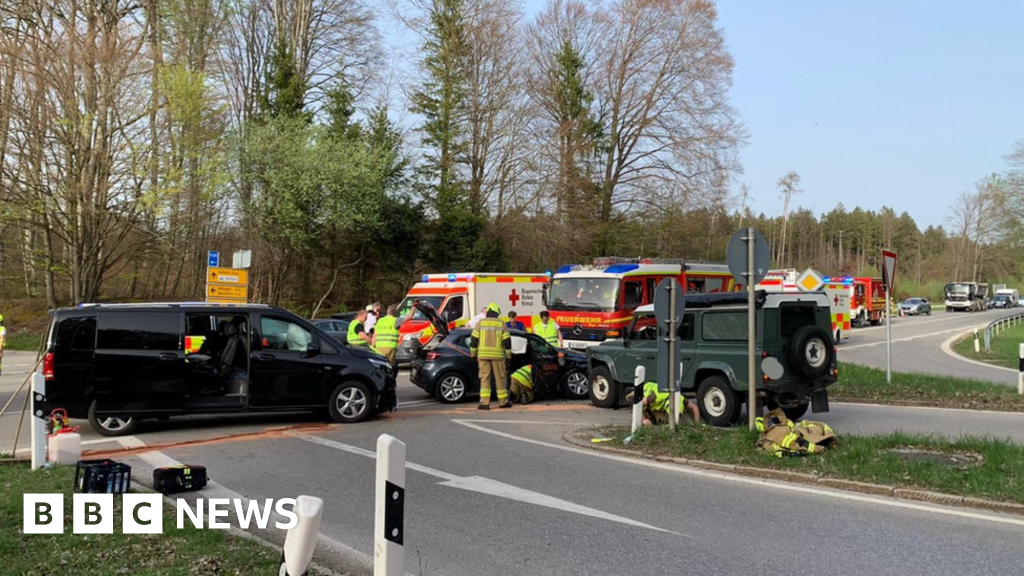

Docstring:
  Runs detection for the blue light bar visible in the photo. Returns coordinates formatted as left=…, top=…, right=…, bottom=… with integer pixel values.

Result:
left=422, top=275, right=429, bottom=282
left=448, top=274, right=457, bottom=282
left=554, top=265, right=574, bottom=275
left=604, top=264, right=639, bottom=274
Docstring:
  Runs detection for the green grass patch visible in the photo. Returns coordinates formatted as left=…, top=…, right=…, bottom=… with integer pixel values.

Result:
left=953, top=322, right=1024, bottom=370
left=831, top=362, right=1024, bottom=412
left=612, top=424, right=1024, bottom=504
left=0, top=464, right=304, bottom=575
left=3, top=328, right=45, bottom=351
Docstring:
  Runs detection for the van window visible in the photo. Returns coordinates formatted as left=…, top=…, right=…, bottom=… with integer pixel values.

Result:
left=701, top=312, right=746, bottom=341
left=442, top=296, right=464, bottom=323
left=261, top=317, right=312, bottom=351
left=646, top=278, right=657, bottom=304
left=57, top=316, right=97, bottom=352
left=624, top=280, right=643, bottom=309
left=680, top=313, right=695, bottom=341
left=98, top=312, right=180, bottom=351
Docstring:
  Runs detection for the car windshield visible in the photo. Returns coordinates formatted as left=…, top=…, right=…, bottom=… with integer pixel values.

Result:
left=945, top=284, right=969, bottom=295
left=548, top=278, right=620, bottom=312
left=995, top=295, right=1008, bottom=301
left=904, top=299, right=921, bottom=304
left=397, top=296, right=444, bottom=324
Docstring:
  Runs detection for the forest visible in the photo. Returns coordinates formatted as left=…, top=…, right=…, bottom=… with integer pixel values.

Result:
left=1, top=0, right=1023, bottom=318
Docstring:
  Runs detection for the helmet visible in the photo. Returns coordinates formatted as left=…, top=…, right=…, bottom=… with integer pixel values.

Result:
left=487, top=302, right=501, bottom=314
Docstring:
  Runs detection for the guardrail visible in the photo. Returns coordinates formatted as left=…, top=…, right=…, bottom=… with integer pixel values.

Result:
left=983, top=311, right=1024, bottom=352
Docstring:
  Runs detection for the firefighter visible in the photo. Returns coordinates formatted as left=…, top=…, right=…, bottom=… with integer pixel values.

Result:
left=640, top=381, right=700, bottom=426
left=372, top=304, right=401, bottom=366
left=470, top=303, right=511, bottom=410
left=533, top=310, right=563, bottom=347
left=0, top=313, right=6, bottom=376
left=509, top=364, right=534, bottom=404
left=346, top=310, right=372, bottom=347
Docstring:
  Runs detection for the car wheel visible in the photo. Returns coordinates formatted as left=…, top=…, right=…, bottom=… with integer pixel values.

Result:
left=88, top=400, right=139, bottom=437
left=328, top=381, right=373, bottom=423
left=588, top=366, right=618, bottom=408
left=562, top=370, right=589, bottom=399
left=697, top=375, right=738, bottom=427
left=435, top=372, right=469, bottom=404
left=788, top=325, right=834, bottom=380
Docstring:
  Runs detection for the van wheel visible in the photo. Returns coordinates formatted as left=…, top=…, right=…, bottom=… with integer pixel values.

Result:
left=88, top=401, right=139, bottom=437
left=562, top=370, right=589, bottom=399
left=697, top=376, right=738, bottom=427
left=329, top=381, right=373, bottom=423
left=588, top=366, right=618, bottom=408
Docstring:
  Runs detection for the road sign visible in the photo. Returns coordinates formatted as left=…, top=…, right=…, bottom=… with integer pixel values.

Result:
left=206, top=297, right=248, bottom=304
left=208, top=251, right=219, bottom=267
left=232, top=250, right=252, bottom=270
left=796, top=268, right=825, bottom=292
left=726, top=228, right=770, bottom=287
left=655, top=278, right=685, bottom=430
left=206, top=284, right=247, bottom=299
left=882, top=250, right=897, bottom=293
left=207, top=267, right=249, bottom=285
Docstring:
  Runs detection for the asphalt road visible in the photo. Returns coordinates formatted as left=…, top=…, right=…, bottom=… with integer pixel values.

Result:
left=6, top=312, right=1024, bottom=574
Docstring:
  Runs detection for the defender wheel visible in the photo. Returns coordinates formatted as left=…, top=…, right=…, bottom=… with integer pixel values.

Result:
left=588, top=366, right=618, bottom=408
left=697, top=375, right=739, bottom=427
left=88, top=400, right=139, bottom=437
left=328, top=381, right=373, bottom=423
left=788, top=325, right=834, bottom=380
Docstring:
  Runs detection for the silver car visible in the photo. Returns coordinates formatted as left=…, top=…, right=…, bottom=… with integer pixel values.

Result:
left=899, top=297, right=931, bottom=316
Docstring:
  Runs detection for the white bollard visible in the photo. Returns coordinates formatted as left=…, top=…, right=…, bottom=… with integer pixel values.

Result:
left=31, top=373, right=47, bottom=470
left=631, top=366, right=646, bottom=434
left=1018, top=344, right=1023, bottom=396
left=281, top=495, right=324, bottom=576
left=374, top=434, right=405, bottom=576
left=974, top=329, right=980, bottom=354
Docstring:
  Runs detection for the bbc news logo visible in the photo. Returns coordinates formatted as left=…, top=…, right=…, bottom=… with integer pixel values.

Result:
left=23, top=494, right=298, bottom=534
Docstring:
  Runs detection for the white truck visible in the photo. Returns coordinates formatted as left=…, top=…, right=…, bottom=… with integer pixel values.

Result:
left=944, top=282, right=988, bottom=312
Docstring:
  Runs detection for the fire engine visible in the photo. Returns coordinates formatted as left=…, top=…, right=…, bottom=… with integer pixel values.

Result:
left=545, top=257, right=741, bottom=349
left=394, top=272, right=550, bottom=363
left=850, top=277, right=887, bottom=326
left=755, top=270, right=851, bottom=343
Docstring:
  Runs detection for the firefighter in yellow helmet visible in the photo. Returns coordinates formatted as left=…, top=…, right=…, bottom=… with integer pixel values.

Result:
left=470, top=303, right=511, bottom=410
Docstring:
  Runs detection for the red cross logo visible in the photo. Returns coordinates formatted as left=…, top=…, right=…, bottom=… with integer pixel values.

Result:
left=508, top=289, right=520, bottom=306
left=834, top=295, right=839, bottom=306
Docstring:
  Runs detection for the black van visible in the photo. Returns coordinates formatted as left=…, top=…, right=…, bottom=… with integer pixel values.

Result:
left=42, top=303, right=398, bottom=436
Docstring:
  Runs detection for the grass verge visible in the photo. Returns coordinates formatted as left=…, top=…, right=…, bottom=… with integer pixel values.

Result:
left=0, top=463, right=300, bottom=575
left=953, top=323, right=1024, bottom=370
left=3, top=328, right=44, bottom=351
left=831, top=362, right=1024, bottom=412
left=610, top=425, right=1024, bottom=504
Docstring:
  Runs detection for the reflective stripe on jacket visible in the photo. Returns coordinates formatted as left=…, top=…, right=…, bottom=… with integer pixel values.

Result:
left=511, top=365, right=533, bottom=388
left=471, top=317, right=510, bottom=360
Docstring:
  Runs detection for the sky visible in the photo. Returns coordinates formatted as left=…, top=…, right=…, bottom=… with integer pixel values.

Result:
left=386, top=1, right=1024, bottom=228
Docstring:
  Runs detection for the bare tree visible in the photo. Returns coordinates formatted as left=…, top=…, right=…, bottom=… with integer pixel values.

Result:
left=776, top=171, right=801, bottom=267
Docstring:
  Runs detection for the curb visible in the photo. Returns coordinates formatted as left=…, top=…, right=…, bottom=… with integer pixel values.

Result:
left=563, top=431, right=1024, bottom=518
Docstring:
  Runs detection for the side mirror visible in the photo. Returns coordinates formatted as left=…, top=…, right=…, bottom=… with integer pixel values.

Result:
left=542, top=283, right=550, bottom=307
left=304, top=343, right=320, bottom=358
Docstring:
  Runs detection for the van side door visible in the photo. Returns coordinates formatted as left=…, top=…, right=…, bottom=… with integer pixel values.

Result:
left=250, top=314, right=324, bottom=407
left=93, top=311, right=185, bottom=414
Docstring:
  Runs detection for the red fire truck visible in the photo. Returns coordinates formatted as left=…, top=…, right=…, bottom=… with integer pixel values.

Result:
left=545, top=258, right=741, bottom=349
left=850, top=277, right=888, bottom=326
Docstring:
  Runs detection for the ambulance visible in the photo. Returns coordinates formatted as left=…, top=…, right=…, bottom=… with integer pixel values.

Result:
left=757, top=269, right=851, bottom=343
left=394, top=273, right=550, bottom=364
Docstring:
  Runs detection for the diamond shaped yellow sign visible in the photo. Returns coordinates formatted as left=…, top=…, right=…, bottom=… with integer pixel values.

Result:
left=796, top=268, right=825, bottom=292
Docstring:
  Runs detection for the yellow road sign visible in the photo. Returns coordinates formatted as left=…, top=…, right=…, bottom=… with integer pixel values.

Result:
left=206, top=284, right=248, bottom=299
left=796, top=268, right=825, bottom=292
left=206, top=296, right=248, bottom=304
left=207, top=267, right=248, bottom=285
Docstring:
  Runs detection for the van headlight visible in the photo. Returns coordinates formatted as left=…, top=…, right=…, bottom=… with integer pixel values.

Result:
left=403, top=332, right=422, bottom=342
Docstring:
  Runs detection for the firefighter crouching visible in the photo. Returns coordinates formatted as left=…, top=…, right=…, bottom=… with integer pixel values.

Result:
left=509, top=364, right=534, bottom=404
left=470, top=303, right=511, bottom=410
left=635, top=381, right=700, bottom=425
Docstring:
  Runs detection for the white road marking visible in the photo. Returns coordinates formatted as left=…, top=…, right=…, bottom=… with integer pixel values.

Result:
left=452, top=419, right=1024, bottom=529
left=939, top=330, right=1017, bottom=374
left=398, top=399, right=439, bottom=408
left=289, top=431, right=681, bottom=536
left=843, top=325, right=987, bottom=350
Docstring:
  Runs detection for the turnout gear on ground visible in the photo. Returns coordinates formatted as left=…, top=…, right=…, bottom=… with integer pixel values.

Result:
left=509, top=365, right=534, bottom=404
left=756, top=408, right=837, bottom=457
left=471, top=307, right=511, bottom=407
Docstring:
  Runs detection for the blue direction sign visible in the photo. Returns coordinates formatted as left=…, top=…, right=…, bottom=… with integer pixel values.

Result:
left=208, top=251, right=219, bottom=267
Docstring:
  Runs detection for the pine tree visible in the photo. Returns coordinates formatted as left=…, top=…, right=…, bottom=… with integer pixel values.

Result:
left=260, top=37, right=309, bottom=121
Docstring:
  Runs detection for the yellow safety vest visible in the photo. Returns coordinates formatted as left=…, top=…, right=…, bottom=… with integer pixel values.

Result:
left=511, top=365, right=533, bottom=388
left=471, top=317, right=509, bottom=360
left=347, top=320, right=369, bottom=346
left=374, top=316, right=399, bottom=351
left=534, top=321, right=559, bottom=346
left=642, top=382, right=684, bottom=413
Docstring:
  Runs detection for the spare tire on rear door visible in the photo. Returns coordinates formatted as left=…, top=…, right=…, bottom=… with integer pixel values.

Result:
left=788, top=325, right=833, bottom=379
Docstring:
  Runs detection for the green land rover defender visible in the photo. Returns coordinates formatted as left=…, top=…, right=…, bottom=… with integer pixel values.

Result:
left=585, top=291, right=837, bottom=426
